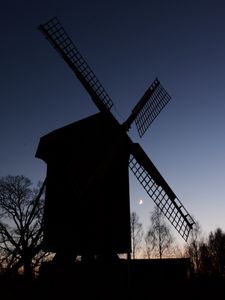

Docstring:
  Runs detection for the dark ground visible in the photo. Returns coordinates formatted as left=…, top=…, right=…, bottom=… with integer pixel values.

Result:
left=1, top=259, right=225, bottom=299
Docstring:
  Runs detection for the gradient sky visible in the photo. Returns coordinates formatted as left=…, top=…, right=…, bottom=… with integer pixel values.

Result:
left=1, top=0, right=225, bottom=246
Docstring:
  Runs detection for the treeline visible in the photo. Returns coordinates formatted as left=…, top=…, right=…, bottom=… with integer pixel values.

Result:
left=186, top=225, right=225, bottom=278
left=0, top=174, right=225, bottom=281
left=131, top=208, right=225, bottom=279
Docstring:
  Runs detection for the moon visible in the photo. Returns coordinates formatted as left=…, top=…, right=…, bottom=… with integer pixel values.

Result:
left=138, top=199, right=143, bottom=205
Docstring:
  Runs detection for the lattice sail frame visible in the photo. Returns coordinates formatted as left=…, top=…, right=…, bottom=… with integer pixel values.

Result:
left=39, top=17, right=114, bottom=112
left=135, top=79, right=171, bottom=137
left=129, top=151, right=194, bottom=241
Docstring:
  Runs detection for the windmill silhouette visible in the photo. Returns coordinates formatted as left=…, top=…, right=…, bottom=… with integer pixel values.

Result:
left=36, top=17, right=194, bottom=258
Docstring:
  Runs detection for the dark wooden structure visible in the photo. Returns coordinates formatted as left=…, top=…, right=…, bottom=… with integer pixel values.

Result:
left=37, top=17, right=194, bottom=259
left=36, top=113, right=131, bottom=254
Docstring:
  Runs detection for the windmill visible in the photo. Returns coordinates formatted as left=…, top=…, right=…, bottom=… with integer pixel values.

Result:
left=36, top=17, right=194, bottom=258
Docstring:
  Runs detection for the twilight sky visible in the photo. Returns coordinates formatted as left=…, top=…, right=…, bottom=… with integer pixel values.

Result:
left=1, top=0, right=225, bottom=245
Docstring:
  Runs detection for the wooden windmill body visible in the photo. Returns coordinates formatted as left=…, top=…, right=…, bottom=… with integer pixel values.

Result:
left=36, top=112, right=131, bottom=254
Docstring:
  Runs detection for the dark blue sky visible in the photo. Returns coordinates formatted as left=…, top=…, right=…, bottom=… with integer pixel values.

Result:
left=1, top=0, right=225, bottom=244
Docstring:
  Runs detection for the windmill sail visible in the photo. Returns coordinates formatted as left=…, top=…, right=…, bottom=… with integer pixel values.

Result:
left=129, top=143, right=194, bottom=241
left=123, top=78, right=171, bottom=137
left=39, top=17, right=114, bottom=113
left=133, top=79, right=171, bottom=137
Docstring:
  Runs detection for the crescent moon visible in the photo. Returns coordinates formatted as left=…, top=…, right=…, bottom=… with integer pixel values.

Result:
left=138, top=199, right=143, bottom=205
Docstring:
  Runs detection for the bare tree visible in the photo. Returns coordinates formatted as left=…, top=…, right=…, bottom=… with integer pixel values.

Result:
left=185, top=220, right=203, bottom=273
left=145, top=206, right=173, bottom=259
left=0, top=175, right=47, bottom=278
left=145, top=228, right=155, bottom=259
left=130, top=212, right=143, bottom=259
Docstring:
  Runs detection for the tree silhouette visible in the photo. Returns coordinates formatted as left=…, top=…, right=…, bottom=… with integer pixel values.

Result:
left=130, top=212, right=143, bottom=259
left=202, top=228, right=225, bottom=277
left=145, top=206, right=173, bottom=259
left=0, top=175, right=47, bottom=278
left=185, top=220, right=203, bottom=273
